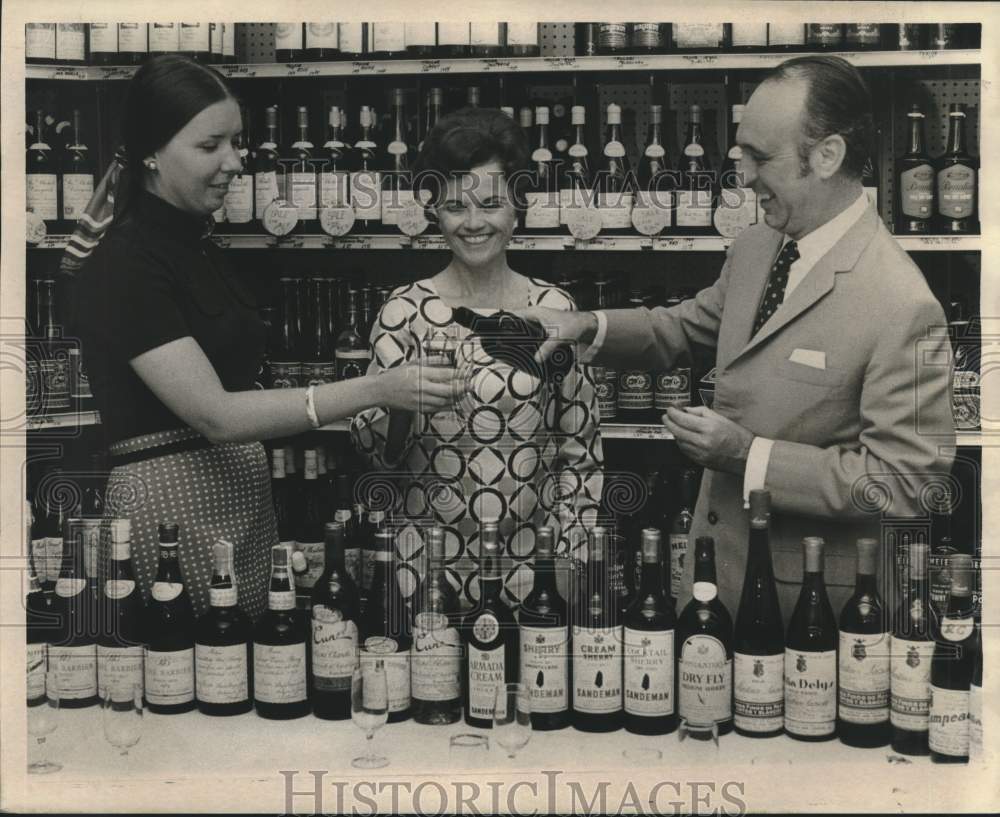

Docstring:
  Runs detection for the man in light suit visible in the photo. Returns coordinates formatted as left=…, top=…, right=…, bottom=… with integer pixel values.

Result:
left=522, top=55, right=956, bottom=623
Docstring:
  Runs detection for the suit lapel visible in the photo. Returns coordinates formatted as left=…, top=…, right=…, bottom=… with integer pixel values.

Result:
left=729, top=205, right=880, bottom=366
left=719, top=227, right=782, bottom=369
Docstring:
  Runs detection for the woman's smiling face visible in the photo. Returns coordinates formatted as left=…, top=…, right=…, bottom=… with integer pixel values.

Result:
left=436, top=159, right=517, bottom=268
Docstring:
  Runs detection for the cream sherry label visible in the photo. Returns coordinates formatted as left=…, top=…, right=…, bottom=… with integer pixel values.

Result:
left=572, top=625, right=623, bottom=714
left=468, top=643, right=505, bottom=720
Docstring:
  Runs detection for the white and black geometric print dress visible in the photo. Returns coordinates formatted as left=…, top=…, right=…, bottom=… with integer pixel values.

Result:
left=351, top=277, right=604, bottom=609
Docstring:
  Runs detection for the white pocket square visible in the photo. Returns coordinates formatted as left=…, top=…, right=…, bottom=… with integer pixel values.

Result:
left=789, top=348, right=827, bottom=369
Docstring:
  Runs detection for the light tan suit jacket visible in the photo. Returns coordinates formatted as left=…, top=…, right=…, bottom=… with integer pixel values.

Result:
left=595, top=205, right=956, bottom=624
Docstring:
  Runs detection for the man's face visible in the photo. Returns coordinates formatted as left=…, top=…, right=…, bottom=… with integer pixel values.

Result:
left=736, top=78, right=827, bottom=239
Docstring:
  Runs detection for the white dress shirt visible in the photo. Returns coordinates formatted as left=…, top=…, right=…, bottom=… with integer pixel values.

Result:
left=583, top=191, right=872, bottom=506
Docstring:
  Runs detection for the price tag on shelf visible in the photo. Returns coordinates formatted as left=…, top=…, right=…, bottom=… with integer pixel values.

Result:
left=224, top=65, right=258, bottom=78
left=613, top=55, right=648, bottom=68
left=543, top=56, right=579, bottom=70
left=682, top=54, right=718, bottom=65
left=25, top=211, right=47, bottom=245
left=481, top=59, right=517, bottom=72
left=565, top=206, right=603, bottom=241
left=420, top=60, right=442, bottom=72
left=631, top=201, right=670, bottom=236
left=397, top=201, right=429, bottom=237
left=54, top=67, right=87, bottom=80
left=99, top=66, right=134, bottom=80
left=320, top=205, right=356, bottom=237
left=656, top=237, right=697, bottom=251
left=262, top=199, right=298, bottom=237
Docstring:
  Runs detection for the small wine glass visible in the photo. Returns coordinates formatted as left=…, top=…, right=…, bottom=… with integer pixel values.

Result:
left=27, top=668, right=61, bottom=774
left=351, top=662, right=389, bottom=769
left=493, top=682, right=532, bottom=760
left=102, top=680, right=144, bottom=757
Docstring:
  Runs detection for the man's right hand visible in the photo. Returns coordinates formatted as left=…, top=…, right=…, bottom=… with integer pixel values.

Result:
left=512, top=307, right=599, bottom=364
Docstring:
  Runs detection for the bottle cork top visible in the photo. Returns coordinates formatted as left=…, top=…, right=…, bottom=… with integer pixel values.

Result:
left=535, top=106, right=550, bottom=124
left=110, top=518, right=131, bottom=543
left=856, top=537, right=879, bottom=575
left=571, top=105, right=586, bottom=124
left=158, top=523, right=179, bottom=542
left=641, top=528, right=662, bottom=562
left=536, top=526, right=555, bottom=556
left=803, top=536, right=825, bottom=572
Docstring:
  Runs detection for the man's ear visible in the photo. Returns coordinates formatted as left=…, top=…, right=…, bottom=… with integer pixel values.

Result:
left=811, top=134, right=847, bottom=180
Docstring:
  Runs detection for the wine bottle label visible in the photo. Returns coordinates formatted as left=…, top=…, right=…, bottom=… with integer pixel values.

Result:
left=598, top=23, right=627, bottom=50
left=275, top=23, right=303, bottom=50
left=179, top=22, right=210, bottom=51
left=890, top=636, right=933, bottom=731
left=49, top=644, right=98, bottom=700
left=768, top=23, right=805, bottom=46
left=678, top=635, right=732, bottom=724
left=624, top=627, right=674, bottom=717
left=149, top=22, right=179, bottom=52
left=105, top=579, right=136, bottom=600
left=350, top=171, right=382, bottom=220
left=344, top=548, right=361, bottom=585
left=311, top=608, right=358, bottom=691
left=412, top=613, right=461, bottom=701
left=97, top=645, right=143, bottom=700
left=630, top=23, right=664, bottom=48
left=255, top=171, right=279, bottom=218
left=293, top=541, right=324, bottom=588
left=35, top=537, right=63, bottom=585
left=303, top=361, right=336, bottom=387
left=59, top=172, right=95, bottom=222
left=144, top=647, right=195, bottom=705
left=937, top=166, right=976, bottom=218
left=55, top=577, right=86, bottom=597
left=336, top=350, right=371, bottom=381
left=289, top=172, right=317, bottom=221
left=27, top=643, right=47, bottom=700
left=572, top=625, right=623, bottom=714
left=470, top=23, right=502, bottom=47
left=655, top=369, right=691, bottom=412
left=617, top=370, right=653, bottom=410
left=224, top=176, right=253, bottom=223
left=900, top=165, right=934, bottom=218
left=838, top=631, right=890, bottom=724
left=734, top=652, right=784, bottom=731
left=525, top=192, right=560, bottom=229
left=507, top=23, right=538, bottom=46
left=597, top=195, right=633, bottom=229
left=372, top=23, right=406, bottom=51
left=152, top=581, right=184, bottom=602
left=784, top=648, right=836, bottom=736
left=337, top=23, right=364, bottom=53
left=26, top=23, right=56, bottom=59
left=56, top=24, right=86, bottom=60
left=27, top=174, right=59, bottom=221
left=362, top=638, right=410, bottom=712
left=209, top=586, right=238, bottom=607
left=631, top=196, right=671, bottom=236
left=404, top=23, right=437, bottom=46
left=41, top=356, right=71, bottom=411
left=565, top=204, right=603, bottom=240
left=667, top=534, right=689, bottom=600
left=593, top=367, right=618, bottom=419
left=713, top=187, right=757, bottom=238
left=438, top=23, right=470, bottom=46
left=676, top=190, right=713, bottom=227
left=195, top=643, right=248, bottom=703
left=468, top=643, right=505, bottom=719
left=559, top=186, right=594, bottom=224
left=969, top=682, right=983, bottom=760
left=846, top=24, right=881, bottom=46
left=674, top=23, right=724, bottom=48
left=253, top=642, right=307, bottom=703
left=941, top=615, right=974, bottom=642
left=269, top=361, right=301, bottom=389
left=520, top=625, right=570, bottom=714
left=119, top=23, right=148, bottom=53
left=731, top=23, right=768, bottom=46
left=808, top=24, right=843, bottom=46
left=306, top=23, right=338, bottom=48
left=929, top=686, right=970, bottom=756
left=268, top=589, right=296, bottom=611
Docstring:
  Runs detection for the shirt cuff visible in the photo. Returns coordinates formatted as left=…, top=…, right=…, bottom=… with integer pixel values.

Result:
left=580, top=310, right=608, bottom=364
left=743, top=436, right=774, bottom=508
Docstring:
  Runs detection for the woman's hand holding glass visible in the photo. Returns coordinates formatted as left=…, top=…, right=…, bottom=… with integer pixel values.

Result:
left=419, top=326, right=476, bottom=418
left=375, top=359, right=461, bottom=415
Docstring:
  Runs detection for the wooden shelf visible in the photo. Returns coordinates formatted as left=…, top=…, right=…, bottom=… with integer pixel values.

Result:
left=26, top=410, right=100, bottom=430
left=26, top=49, right=981, bottom=81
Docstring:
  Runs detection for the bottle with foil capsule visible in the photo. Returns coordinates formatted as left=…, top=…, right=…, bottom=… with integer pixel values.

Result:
left=559, top=105, right=594, bottom=232
left=144, top=524, right=196, bottom=714
left=194, top=540, right=252, bottom=715
left=518, top=527, right=570, bottom=730
left=929, top=554, right=976, bottom=763
left=784, top=537, right=838, bottom=741
left=896, top=105, right=935, bottom=234
left=523, top=106, right=560, bottom=233
left=675, top=104, right=714, bottom=235
left=837, top=538, right=890, bottom=747
left=462, top=520, right=519, bottom=728
left=411, top=527, right=462, bottom=725
left=98, top=519, right=145, bottom=704
left=254, top=544, right=310, bottom=719
left=891, top=539, right=934, bottom=755
left=349, top=106, right=382, bottom=231
left=596, top=104, right=633, bottom=235
left=288, top=106, right=317, bottom=225
left=633, top=103, right=673, bottom=237
left=624, top=528, right=677, bottom=735
left=935, top=104, right=979, bottom=234
left=733, top=490, right=784, bottom=738
left=255, top=106, right=282, bottom=223
left=381, top=89, right=417, bottom=233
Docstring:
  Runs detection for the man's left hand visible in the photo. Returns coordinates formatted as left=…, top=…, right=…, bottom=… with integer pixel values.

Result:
left=662, top=405, right=754, bottom=474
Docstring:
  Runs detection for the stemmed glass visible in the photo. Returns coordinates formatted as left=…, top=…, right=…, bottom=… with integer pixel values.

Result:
left=493, top=682, right=532, bottom=760
left=351, top=662, right=389, bottom=769
left=102, top=680, right=144, bottom=757
left=421, top=325, right=474, bottom=418
left=27, top=668, right=60, bottom=774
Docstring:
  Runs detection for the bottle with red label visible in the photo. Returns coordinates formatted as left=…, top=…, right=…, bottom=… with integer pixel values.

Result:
left=935, top=103, right=979, bottom=234
left=896, top=105, right=935, bottom=234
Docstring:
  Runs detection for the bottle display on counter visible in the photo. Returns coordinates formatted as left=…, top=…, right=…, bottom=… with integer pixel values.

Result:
left=837, top=538, right=890, bottom=747
left=98, top=520, right=145, bottom=703
left=784, top=537, right=838, bottom=742
left=195, top=540, right=253, bottom=715
left=518, top=527, right=570, bottom=731
left=624, top=528, right=677, bottom=735
left=411, top=527, right=463, bottom=725
left=733, top=490, right=784, bottom=738
left=144, top=524, right=196, bottom=714
left=254, top=544, right=310, bottom=719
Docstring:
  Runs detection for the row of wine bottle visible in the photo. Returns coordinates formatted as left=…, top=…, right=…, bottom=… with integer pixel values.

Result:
left=26, top=95, right=978, bottom=241
left=26, top=490, right=984, bottom=761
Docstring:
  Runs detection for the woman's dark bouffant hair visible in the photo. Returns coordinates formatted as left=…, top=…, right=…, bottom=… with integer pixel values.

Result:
left=117, top=54, right=236, bottom=219
left=412, top=107, right=530, bottom=208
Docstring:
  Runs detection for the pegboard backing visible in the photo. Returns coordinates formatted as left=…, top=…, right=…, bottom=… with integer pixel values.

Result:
left=237, top=22, right=277, bottom=63
left=540, top=23, right=575, bottom=56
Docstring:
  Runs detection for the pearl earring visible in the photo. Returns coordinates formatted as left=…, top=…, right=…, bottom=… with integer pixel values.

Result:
left=145, top=160, right=157, bottom=171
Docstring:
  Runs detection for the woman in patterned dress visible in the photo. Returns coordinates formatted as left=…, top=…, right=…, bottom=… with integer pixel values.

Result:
left=352, top=107, right=604, bottom=609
